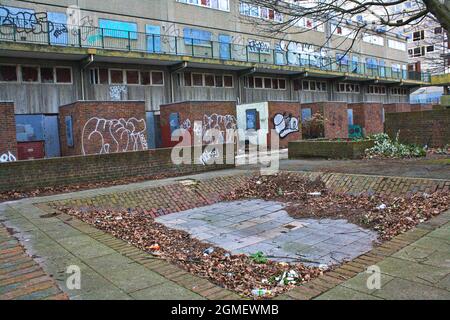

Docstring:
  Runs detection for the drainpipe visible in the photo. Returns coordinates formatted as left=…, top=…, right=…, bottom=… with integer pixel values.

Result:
left=169, top=61, right=188, bottom=103
left=238, top=67, right=256, bottom=105
left=80, top=54, right=95, bottom=100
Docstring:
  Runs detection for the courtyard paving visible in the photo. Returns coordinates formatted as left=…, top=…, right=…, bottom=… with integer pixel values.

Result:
left=1, top=168, right=449, bottom=300
left=156, top=200, right=378, bottom=266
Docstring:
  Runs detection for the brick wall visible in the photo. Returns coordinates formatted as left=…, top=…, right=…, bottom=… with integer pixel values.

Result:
left=268, top=101, right=302, bottom=148
left=59, top=101, right=147, bottom=157
left=411, top=104, right=433, bottom=112
left=349, top=103, right=384, bottom=135
left=302, top=102, right=348, bottom=139
left=0, top=102, right=17, bottom=163
left=385, top=109, right=450, bottom=147
left=0, top=146, right=234, bottom=192
left=383, top=103, right=411, bottom=113
left=160, top=101, right=237, bottom=148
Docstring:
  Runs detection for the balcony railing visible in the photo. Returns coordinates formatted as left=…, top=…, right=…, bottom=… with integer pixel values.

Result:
left=0, top=18, right=431, bottom=83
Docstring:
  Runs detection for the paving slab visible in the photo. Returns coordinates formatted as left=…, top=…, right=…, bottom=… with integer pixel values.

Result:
left=157, top=200, right=378, bottom=266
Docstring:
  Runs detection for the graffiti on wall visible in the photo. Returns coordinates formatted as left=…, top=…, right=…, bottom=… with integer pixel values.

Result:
left=0, top=151, right=16, bottom=163
left=273, top=113, right=299, bottom=139
left=67, top=6, right=99, bottom=43
left=203, top=114, right=237, bottom=144
left=199, top=148, right=219, bottom=165
left=82, top=117, right=148, bottom=155
left=109, top=86, right=127, bottom=101
left=0, top=6, right=69, bottom=40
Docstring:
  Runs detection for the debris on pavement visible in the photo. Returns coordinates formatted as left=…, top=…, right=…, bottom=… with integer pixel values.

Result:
left=221, top=172, right=450, bottom=241
left=59, top=206, right=323, bottom=299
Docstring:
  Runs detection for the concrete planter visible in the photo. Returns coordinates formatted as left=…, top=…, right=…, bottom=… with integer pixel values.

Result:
left=288, top=139, right=375, bottom=159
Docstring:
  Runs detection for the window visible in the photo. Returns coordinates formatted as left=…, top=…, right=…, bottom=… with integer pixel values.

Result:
left=141, top=71, right=151, bottom=85
left=297, top=80, right=326, bottom=92
left=192, top=73, right=203, bottom=86
left=215, top=75, right=223, bottom=87
left=126, top=70, right=139, bottom=84
left=151, top=71, right=164, bottom=85
left=98, top=19, right=138, bottom=40
left=293, top=79, right=301, bottom=91
left=223, top=75, right=233, bottom=88
left=410, top=47, right=425, bottom=57
left=254, top=77, right=263, bottom=88
left=367, top=85, right=387, bottom=95
left=388, top=39, right=406, bottom=51
left=336, top=83, right=360, bottom=93
left=412, top=30, right=425, bottom=41
left=184, top=72, right=192, bottom=86
left=177, top=0, right=230, bottom=11
left=21, top=66, right=39, bottom=82
left=435, top=27, right=442, bottom=34
left=0, top=65, right=17, bottom=82
left=390, top=88, right=408, bottom=96
left=426, top=45, right=434, bottom=53
left=363, top=34, right=384, bottom=46
left=205, top=74, right=215, bottom=87
left=40, top=67, right=54, bottom=83
left=99, top=69, right=109, bottom=84
left=245, top=77, right=285, bottom=90
left=240, top=2, right=282, bottom=22
left=184, top=28, right=212, bottom=46
left=56, top=67, right=72, bottom=83
left=110, top=70, right=124, bottom=84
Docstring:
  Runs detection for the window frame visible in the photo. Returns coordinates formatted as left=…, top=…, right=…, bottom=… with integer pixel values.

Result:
left=55, top=67, right=73, bottom=84
left=125, top=69, right=140, bottom=85
left=0, top=64, right=18, bottom=83
left=109, top=69, right=125, bottom=85
left=20, top=65, right=40, bottom=83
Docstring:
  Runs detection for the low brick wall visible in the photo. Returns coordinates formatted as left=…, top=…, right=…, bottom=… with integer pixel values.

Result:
left=48, top=171, right=450, bottom=212
left=0, top=102, right=17, bottom=162
left=288, top=140, right=375, bottom=159
left=0, top=146, right=234, bottom=192
left=301, top=102, right=348, bottom=139
left=348, top=103, right=384, bottom=135
left=385, top=109, right=450, bottom=147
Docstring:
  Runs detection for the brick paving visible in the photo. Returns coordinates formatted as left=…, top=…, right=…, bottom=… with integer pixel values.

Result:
left=0, top=223, right=68, bottom=300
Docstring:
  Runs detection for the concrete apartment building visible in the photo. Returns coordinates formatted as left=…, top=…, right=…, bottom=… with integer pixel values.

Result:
left=0, top=0, right=432, bottom=156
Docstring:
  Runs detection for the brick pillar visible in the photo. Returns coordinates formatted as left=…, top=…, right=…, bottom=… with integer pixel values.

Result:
left=0, top=102, right=17, bottom=163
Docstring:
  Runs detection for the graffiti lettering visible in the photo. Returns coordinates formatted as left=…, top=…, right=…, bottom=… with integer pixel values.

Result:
left=273, top=113, right=299, bottom=139
left=203, top=114, right=237, bottom=144
left=0, top=7, right=54, bottom=35
left=199, top=148, right=219, bottom=165
left=82, top=117, right=148, bottom=155
left=248, top=39, right=270, bottom=54
left=0, top=151, right=17, bottom=163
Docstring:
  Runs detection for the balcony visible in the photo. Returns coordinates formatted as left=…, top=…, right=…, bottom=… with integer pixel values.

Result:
left=0, top=19, right=431, bottom=84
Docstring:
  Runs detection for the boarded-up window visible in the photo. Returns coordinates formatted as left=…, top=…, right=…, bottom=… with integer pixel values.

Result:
left=0, top=65, right=17, bottom=82
left=205, top=74, right=215, bottom=87
left=22, top=66, right=39, bottom=82
left=248, top=76, right=254, bottom=88
left=110, top=70, right=124, bottom=84
left=41, top=67, right=54, bottom=83
left=264, top=78, right=272, bottom=89
left=184, top=72, right=192, bottom=86
left=140, top=71, right=151, bottom=85
left=99, top=69, right=109, bottom=84
left=255, top=77, right=263, bottom=88
left=126, top=70, right=139, bottom=84
left=56, top=67, right=72, bottom=83
left=215, top=75, right=223, bottom=87
left=293, top=79, right=300, bottom=91
left=279, top=79, right=286, bottom=89
left=224, top=75, right=233, bottom=87
left=192, top=73, right=203, bottom=86
left=151, top=71, right=164, bottom=85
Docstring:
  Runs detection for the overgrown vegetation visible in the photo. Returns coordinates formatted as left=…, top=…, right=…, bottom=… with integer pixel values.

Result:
left=365, top=133, right=426, bottom=159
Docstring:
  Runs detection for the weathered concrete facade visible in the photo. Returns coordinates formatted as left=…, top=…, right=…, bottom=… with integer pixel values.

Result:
left=0, top=0, right=425, bottom=116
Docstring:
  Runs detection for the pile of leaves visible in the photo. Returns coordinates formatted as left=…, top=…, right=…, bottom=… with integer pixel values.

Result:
left=365, top=133, right=426, bottom=159
left=0, top=172, right=183, bottom=203
left=427, top=145, right=450, bottom=156
left=221, top=172, right=450, bottom=241
left=61, top=206, right=323, bottom=298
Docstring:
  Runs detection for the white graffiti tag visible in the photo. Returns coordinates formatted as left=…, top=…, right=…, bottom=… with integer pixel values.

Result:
left=0, top=151, right=16, bottom=163
left=109, top=86, right=127, bottom=101
left=273, top=113, right=299, bottom=139
left=82, top=117, right=148, bottom=155
left=199, top=149, right=219, bottom=165
left=203, top=114, right=237, bottom=143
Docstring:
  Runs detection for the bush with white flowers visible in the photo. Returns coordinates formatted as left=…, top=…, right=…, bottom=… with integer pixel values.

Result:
left=365, top=133, right=426, bottom=159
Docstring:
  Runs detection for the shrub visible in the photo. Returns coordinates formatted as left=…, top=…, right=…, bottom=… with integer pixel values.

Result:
left=365, top=133, right=426, bottom=159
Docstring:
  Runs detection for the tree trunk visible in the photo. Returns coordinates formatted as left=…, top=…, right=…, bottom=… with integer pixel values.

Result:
left=425, top=0, right=450, bottom=33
